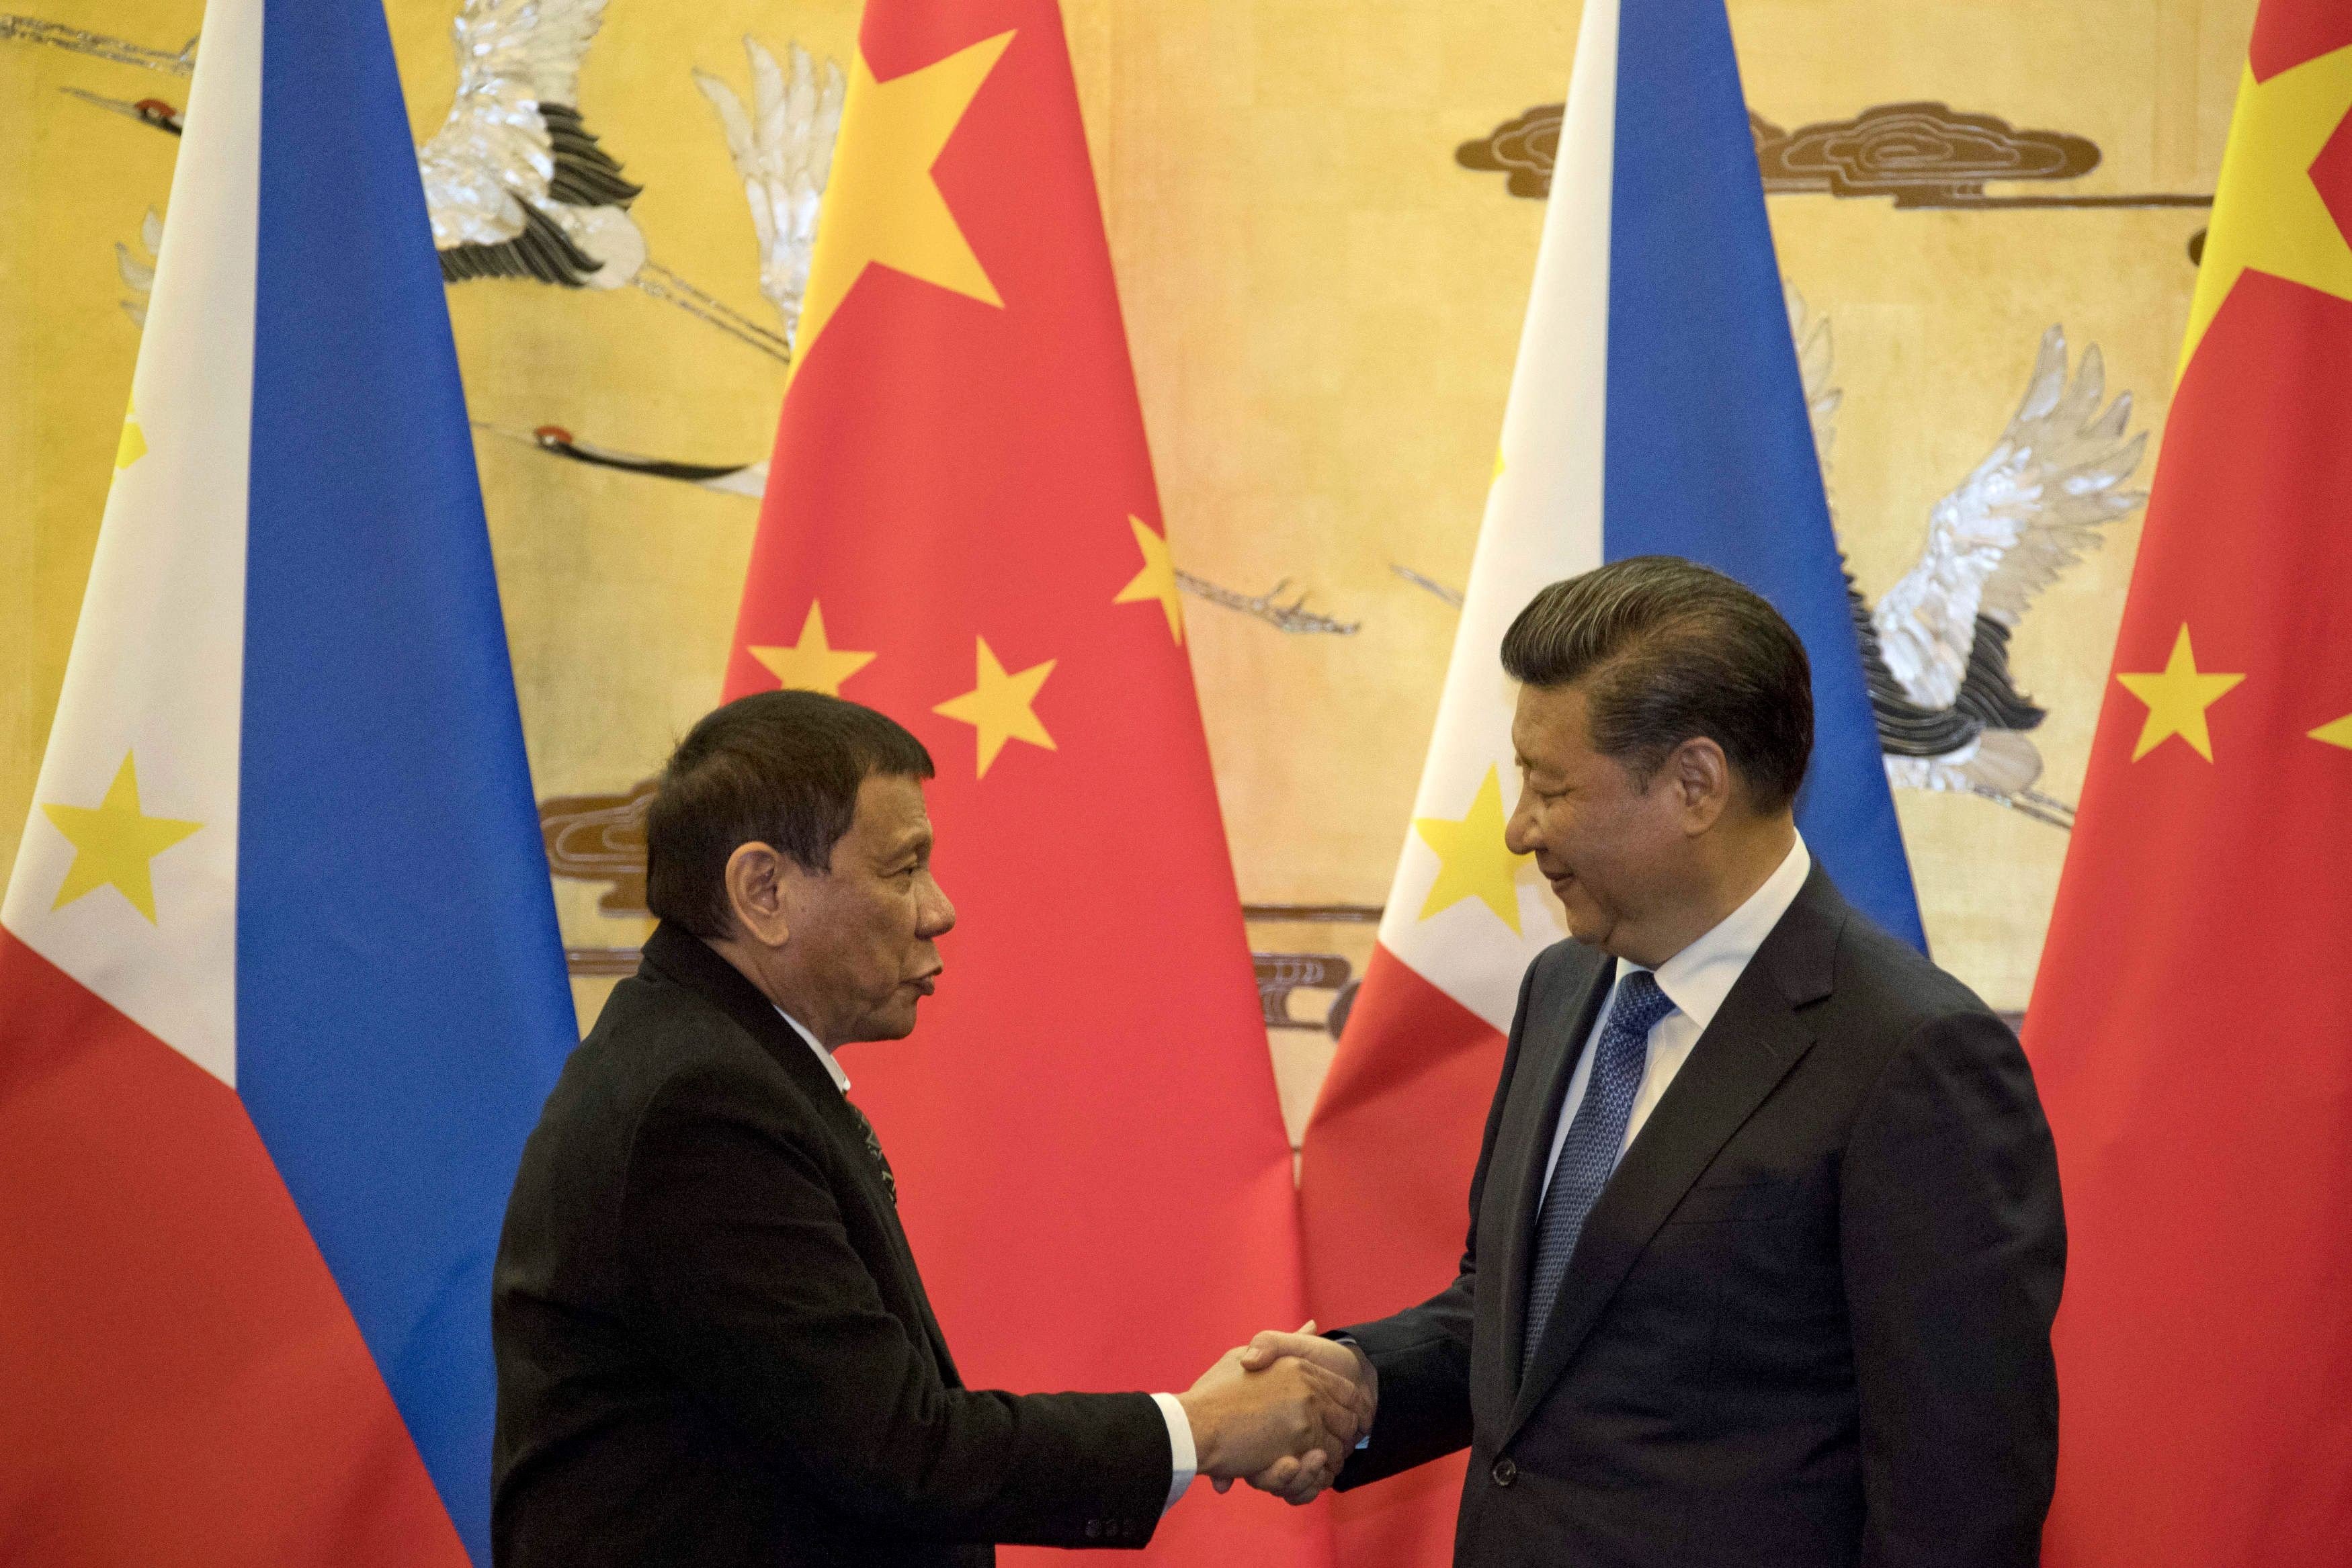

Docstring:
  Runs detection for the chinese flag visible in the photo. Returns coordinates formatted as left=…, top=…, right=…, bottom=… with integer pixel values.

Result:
left=2027, top=5, right=2352, bottom=1563
left=723, top=4, right=1322, bottom=1566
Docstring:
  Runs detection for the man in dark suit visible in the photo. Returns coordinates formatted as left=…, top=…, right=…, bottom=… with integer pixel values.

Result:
left=492, top=691, right=1365, bottom=1567
left=1243, top=558, right=2066, bottom=1565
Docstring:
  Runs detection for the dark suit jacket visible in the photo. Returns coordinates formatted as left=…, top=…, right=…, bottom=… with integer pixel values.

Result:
left=1337, top=865, right=2065, bottom=1568
left=491, top=922, right=1171, bottom=1568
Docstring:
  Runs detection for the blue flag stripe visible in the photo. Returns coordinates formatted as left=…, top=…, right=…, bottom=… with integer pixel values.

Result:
left=1601, top=0, right=1925, bottom=949
left=239, top=0, right=575, bottom=1555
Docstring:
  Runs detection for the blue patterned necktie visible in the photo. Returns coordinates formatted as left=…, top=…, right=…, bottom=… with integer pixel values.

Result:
left=1523, top=969, right=1677, bottom=1365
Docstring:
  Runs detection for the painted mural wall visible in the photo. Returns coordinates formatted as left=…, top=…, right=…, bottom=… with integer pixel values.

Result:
left=2, top=0, right=2255, bottom=1140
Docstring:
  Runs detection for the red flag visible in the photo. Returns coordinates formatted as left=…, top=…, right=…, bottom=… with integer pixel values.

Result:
left=724, top=4, right=1320, bottom=1564
left=2027, top=5, right=2352, bottom=1561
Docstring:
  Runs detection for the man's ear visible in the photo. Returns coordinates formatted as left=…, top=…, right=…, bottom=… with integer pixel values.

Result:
left=1671, top=737, right=1734, bottom=834
left=723, top=842, right=796, bottom=948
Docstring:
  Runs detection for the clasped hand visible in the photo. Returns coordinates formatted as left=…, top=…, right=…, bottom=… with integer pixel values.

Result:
left=1177, top=1320, right=1380, bottom=1506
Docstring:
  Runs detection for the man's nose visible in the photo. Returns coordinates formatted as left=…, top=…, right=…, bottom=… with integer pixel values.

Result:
left=918, top=875, right=956, bottom=937
left=1505, top=792, right=1541, bottom=857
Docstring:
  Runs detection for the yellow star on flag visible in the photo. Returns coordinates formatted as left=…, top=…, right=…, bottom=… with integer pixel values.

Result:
left=1414, top=765, right=1533, bottom=933
left=934, top=636, right=1056, bottom=777
left=2311, top=710, right=2352, bottom=750
left=790, top=30, right=1015, bottom=374
left=2181, top=44, right=2352, bottom=373
left=1114, top=516, right=1183, bottom=643
left=41, top=751, right=202, bottom=923
left=749, top=602, right=878, bottom=697
left=2116, top=624, right=2246, bottom=761
left=117, top=396, right=147, bottom=470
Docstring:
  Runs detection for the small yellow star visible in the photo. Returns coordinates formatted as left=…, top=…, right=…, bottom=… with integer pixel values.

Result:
left=2181, top=44, right=2352, bottom=372
left=933, top=636, right=1056, bottom=777
left=1413, top=765, right=1533, bottom=933
left=2116, top=624, right=2246, bottom=761
left=791, top=30, right=1015, bottom=375
left=2311, top=710, right=2352, bottom=750
left=1114, top=517, right=1183, bottom=643
left=116, top=397, right=147, bottom=471
left=40, top=752, right=202, bottom=923
left=749, top=602, right=877, bottom=697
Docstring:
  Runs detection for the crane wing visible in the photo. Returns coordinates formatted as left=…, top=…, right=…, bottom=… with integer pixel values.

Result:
left=416, top=0, right=614, bottom=251
left=1872, top=328, right=2146, bottom=710
left=1788, top=286, right=1840, bottom=482
left=695, top=38, right=845, bottom=341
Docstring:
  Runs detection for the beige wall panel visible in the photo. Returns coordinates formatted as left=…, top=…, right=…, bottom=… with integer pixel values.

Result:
left=1, top=0, right=2268, bottom=1106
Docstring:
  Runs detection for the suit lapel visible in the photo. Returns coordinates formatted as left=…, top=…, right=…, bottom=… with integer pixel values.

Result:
left=1503, top=868, right=1848, bottom=1442
left=639, top=922, right=964, bottom=1385
left=1497, top=954, right=1617, bottom=1390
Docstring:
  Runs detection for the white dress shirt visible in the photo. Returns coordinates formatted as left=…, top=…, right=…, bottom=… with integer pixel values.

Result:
left=1539, top=834, right=1812, bottom=1201
left=773, top=1008, right=1197, bottom=1510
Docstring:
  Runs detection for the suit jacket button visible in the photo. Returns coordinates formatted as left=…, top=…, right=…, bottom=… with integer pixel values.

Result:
left=1492, top=1456, right=1517, bottom=1487
left=1085, top=1520, right=1102, bottom=1538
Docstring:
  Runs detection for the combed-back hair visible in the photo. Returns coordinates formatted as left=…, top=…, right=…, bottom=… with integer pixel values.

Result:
left=644, top=690, right=935, bottom=940
left=1499, top=555, right=1813, bottom=813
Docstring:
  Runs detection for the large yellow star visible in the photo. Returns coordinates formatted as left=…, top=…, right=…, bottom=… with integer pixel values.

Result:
left=40, top=752, right=202, bottom=923
left=2116, top=624, right=2246, bottom=761
left=2181, top=44, right=2352, bottom=373
left=749, top=602, right=877, bottom=697
left=1114, top=517, right=1183, bottom=643
left=790, top=30, right=1015, bottom=374
left=933, top=636, right=1056, bottom=777
left=1413, top=765, right=1533, bottom=933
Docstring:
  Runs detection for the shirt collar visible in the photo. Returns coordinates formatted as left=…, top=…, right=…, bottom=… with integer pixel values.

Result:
left=773, top=1005, right=851, bottom=1094
left=1617, top=832, right=1811, bottom=1033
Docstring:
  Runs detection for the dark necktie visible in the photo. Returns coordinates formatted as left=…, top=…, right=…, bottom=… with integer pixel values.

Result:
left=1523, top=970, right=1676, bottom=1365
left=846, top=1099, right=896, bottom=1203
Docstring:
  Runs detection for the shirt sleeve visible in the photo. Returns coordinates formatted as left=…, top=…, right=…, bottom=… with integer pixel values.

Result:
left=1150, top=1393, right=1195, bottom=1512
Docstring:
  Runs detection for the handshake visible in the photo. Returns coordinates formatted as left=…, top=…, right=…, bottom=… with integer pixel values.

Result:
left=1175, top=1321, right=1380, bottom=1505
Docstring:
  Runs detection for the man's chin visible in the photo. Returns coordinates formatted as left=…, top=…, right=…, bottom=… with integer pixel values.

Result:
left=1556, top=900, right=1608, bottom=949
left=846, top=1004, right=922, bottom=1045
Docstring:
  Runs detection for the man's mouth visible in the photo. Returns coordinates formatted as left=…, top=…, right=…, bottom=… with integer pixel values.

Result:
left=906, top=970, right=941, bottom=996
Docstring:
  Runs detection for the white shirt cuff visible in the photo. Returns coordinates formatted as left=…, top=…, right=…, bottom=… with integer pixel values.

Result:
left=1151, top=1392, right=1195, bottom=1512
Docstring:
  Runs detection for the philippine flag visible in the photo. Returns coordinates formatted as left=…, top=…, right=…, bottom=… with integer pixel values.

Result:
left=1299, top=4, right=1924, bottom=1565
left=0, top=2, right=575, bottom=1563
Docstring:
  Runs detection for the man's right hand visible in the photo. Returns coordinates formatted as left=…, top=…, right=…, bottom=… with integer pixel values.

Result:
left=1178, top=1321, right=1367, bottom=1500
left=1228, top=1326, right=1378, bottom=1502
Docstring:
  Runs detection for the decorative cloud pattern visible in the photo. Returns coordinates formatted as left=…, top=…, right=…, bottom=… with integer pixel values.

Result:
left=538, top=778, right=655, bottom=916
left=1459, top=99, right=2104, bottom=207
left=1756, top=101, right=2099, bottom=204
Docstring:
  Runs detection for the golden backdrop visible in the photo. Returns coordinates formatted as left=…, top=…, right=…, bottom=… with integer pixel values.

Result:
left=1, top=0, right=2253, bottom=1140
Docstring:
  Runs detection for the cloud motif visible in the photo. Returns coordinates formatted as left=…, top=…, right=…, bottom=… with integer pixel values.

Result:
left=1454, top=102, right=1560, bottom=198
left=1458, top=99, right=2101, bottom=208
left=1757, top=101, right=2099, bottom=205
left=539, top=779, right=655, bottom=916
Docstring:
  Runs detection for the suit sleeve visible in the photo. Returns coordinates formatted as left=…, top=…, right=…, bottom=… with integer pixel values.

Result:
left=618, top=1063, right=1173, bottom=1550
left=1335, top=954, right=1546, bottom=1489
left=1841, top=1011, right=2066, bottom=1568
